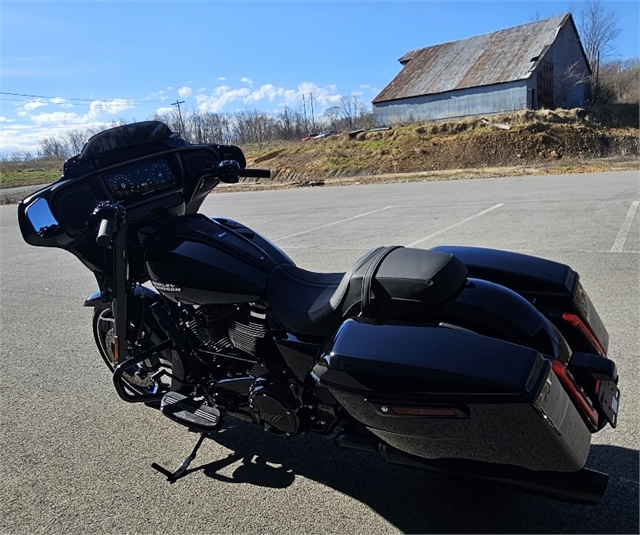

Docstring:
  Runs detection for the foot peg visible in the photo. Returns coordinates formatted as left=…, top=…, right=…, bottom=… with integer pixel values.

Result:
left=160, top=391, right=222, bottom=432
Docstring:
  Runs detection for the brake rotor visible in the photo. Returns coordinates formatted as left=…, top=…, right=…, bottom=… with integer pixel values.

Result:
left=104, top=328, right=154, bottom=387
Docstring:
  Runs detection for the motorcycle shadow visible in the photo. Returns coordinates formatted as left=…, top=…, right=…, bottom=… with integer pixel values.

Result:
left=187, top=421, right=637, bottom=534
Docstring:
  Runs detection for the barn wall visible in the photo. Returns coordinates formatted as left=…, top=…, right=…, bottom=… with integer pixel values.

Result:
left=545, top=21, right=591, bottom=108
left=373, top=81, right=529, bottom=126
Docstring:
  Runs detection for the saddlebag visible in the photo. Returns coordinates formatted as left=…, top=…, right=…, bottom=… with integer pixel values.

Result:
left=313, top=319, right=592, bottom=472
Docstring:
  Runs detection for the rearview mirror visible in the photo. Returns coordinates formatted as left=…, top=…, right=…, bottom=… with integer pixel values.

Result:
left=25, top=198, right=60, bottom=237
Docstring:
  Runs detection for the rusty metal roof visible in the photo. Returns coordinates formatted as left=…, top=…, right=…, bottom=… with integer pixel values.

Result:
left=373, top=14, right=572, bottom=103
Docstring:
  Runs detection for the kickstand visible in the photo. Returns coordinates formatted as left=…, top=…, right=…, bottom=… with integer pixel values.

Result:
left=151, top=433, right=207, bottom=483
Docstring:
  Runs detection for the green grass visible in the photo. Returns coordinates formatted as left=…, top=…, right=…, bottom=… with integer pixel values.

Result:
left=0, top=158, right=63, bottom=189
left=0, top=169, right=61, bottom=188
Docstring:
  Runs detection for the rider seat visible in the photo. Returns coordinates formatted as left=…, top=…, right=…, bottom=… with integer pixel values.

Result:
left=267, top=246, right=468, bottom=336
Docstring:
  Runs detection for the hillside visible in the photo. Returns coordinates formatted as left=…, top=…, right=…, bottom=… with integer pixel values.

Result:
left=240, top=108, right=639, bottom=188
left=2, top=107, right=638, bottom=202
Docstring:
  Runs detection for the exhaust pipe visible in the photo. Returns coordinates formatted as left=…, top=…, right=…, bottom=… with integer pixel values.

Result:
left=336, top=433, right=608, bottom=505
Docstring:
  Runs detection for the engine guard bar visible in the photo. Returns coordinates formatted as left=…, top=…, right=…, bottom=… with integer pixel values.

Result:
left=113, top=339, right=173, bottom=403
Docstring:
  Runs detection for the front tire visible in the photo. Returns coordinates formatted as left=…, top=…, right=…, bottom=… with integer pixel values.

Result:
left=92, top=303, right=184, bottom=396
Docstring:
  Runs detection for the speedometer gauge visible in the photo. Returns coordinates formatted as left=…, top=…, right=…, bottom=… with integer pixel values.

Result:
left=103, top=158, right=176, bottom=203
left=149, top=163, right=167, bottom=184
left=109, top=174, right=134, bottom=196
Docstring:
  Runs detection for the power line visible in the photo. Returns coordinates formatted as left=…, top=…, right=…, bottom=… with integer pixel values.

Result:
left=0, top=91, right=165, bottom=104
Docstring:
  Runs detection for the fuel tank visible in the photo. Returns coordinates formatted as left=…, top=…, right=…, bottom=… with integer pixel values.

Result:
left=145, top=214, right=294, bottom=305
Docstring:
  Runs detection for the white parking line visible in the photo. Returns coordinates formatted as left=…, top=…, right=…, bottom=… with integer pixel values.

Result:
left=406, top=203, right=504, bottom=247
left=611, top=200, right=639, bottom=252
left=274, top=205, right=395, bottom=241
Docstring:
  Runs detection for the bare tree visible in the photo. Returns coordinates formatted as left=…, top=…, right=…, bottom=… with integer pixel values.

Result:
left=9, top=151, right=34, bottom=162
left=324, top=106, right=341, bottom=130
left=577, top=0, right=622, bottom=96
left=599, top=58, right=640, bottom=104
left=234, top=110, right=278, bottom=146
left=40, top=137, right=69, bottom=158
left=339, top=95, right=363, bottom=130
left=66, top=129, right=88, bottom=155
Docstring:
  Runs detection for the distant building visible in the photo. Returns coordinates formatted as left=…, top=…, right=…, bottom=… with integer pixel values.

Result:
left=372, top=14, right=591, bottom=126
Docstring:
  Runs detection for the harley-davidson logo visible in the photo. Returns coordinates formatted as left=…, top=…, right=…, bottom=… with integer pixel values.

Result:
left=152, top=281, right=182, bottom=292
left=261, top=413, right=283, bottom=424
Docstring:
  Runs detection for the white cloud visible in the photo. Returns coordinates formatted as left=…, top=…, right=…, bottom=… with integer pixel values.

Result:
left=29, top=111, right=82, bottom=126
left=241, top=77, right=254, bottom=86
left=49, top=97, right=66, bottom=104
left=217, top=77, right=226, bottom=81
left=17, top=100, right=48, bottom=116
left=193, top=81, right=343, bottom=114
left=244, top=84, right=284, bottom=103
left=147, top=90, right=168, bottom=101
left=0, top=116, right=15, bottom=123
left=88, top=99, right=135, bottom=117
left=178, top=86, right=192, bottom=98
left=195, top=86, right=251, bottom=113
left=155, top=106, right=175, bottom=115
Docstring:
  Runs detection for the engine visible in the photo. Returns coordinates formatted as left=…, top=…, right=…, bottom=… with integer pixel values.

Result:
left=249, top=377, right=302, bottom=436
left=179, top=302, right=336, bottom=437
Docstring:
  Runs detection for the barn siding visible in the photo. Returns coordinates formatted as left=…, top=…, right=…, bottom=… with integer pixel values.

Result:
left=545, top=21, right=591, bottom=107
left=373, top=81, right=528, bottom=126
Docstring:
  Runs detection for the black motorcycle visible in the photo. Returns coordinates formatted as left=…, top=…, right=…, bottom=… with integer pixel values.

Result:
left=18, top=121, right=620, bottom=505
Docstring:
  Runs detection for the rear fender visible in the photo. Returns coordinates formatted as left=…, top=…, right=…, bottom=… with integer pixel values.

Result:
left=433, top=278, right=571, bottom=363
left=432, top=245, right=609, bottom=354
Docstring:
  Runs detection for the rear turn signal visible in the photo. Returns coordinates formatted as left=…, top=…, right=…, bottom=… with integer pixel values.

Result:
left=562, top=313, right=606, bottom=357
left=551, top=359, right=599, bottom=429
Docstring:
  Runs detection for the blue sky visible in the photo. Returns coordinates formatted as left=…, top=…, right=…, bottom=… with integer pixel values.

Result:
left=1, top=0, right=638, bottom=156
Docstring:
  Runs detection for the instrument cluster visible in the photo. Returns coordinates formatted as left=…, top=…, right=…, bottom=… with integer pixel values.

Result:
left=103, top=158, right=177, bottom=202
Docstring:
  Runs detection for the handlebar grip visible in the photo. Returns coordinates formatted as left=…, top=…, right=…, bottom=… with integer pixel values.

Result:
left=239, top=169, right=271, bottom=179
left=96, top=217, right=115, bottom=247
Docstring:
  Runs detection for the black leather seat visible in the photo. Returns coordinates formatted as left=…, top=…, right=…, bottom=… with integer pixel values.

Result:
left=267, top=246, right=468, bottom=336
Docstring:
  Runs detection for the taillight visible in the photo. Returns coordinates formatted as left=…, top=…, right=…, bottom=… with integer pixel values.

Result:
left=562, top=313, right=606, bottom=357
left=551, top=359, right=599, bottom=429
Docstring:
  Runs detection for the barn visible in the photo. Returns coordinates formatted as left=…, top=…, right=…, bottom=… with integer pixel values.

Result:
left=372, top=14, right=591, bottom=126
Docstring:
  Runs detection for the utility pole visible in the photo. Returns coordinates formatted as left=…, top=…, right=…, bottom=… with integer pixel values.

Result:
left=302, top=94, right=308, bottom=133
left=171, top=100, right=186, bottom=135
left=310, top=92, right=315, bottom=131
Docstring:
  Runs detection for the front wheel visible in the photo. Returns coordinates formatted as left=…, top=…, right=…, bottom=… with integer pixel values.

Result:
left=92, top=303, right=184, bottom=396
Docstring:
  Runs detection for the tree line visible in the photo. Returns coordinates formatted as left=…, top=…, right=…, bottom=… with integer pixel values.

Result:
left=30, top=95, right=374, bottom=161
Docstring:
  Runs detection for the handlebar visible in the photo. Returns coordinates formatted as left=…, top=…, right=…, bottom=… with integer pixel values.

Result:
left=96, top=218, right=116, bottom=247
left=92, top=201, right=126, bottom=247
left=214, top=160, right=270, bottom=183
left=238, top=168, right=271, bottom=179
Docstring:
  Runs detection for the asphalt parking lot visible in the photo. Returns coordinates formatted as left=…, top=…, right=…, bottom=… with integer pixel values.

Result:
left=1, top=170, right=638, bottom=534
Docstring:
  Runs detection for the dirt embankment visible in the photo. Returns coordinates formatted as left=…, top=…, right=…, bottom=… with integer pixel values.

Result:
left=241, top=108, right=639, bottom=187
